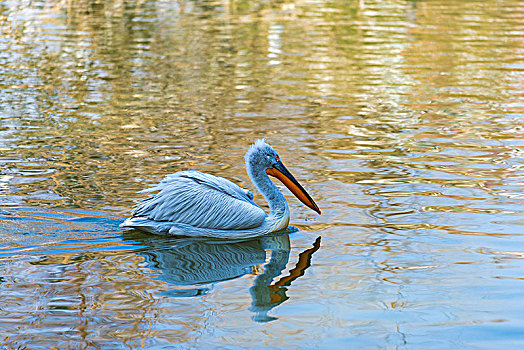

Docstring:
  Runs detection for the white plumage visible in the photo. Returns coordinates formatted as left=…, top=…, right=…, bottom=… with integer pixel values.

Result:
left=133, top=171, right=265, bottom=230
left=120, top=139, right=320, bottom=238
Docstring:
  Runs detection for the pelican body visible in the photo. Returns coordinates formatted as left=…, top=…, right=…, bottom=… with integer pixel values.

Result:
left=120, top=139, right=320, bottom=238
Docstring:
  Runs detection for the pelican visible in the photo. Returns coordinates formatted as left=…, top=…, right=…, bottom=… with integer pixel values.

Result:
left=120, top=139, right=321, bottom=238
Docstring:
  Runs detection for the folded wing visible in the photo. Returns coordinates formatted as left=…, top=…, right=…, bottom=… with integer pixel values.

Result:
left=131, top=171, right=266, bottom=230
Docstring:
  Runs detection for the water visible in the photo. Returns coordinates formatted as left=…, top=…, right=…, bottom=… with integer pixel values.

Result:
left=1, top=0, right=523, bottom=348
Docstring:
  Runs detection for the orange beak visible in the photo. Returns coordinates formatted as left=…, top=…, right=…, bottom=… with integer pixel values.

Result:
left=266, top=161, right=321, bottom=215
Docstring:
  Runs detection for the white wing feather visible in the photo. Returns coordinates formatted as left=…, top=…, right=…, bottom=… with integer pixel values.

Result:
left=131, top=171, right=266, bottom=230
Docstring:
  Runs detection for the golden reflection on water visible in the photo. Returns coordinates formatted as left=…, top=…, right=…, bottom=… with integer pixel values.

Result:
left=1, top=0, right=524, bottom=348
left=0, top=219, right=321, bottom=347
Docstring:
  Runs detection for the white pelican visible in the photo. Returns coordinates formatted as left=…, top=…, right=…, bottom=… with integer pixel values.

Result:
left=120, top=139, right=321, bottom=238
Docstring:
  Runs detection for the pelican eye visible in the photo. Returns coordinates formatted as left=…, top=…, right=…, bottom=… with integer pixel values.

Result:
left=275, top=155, right=280, bottom=162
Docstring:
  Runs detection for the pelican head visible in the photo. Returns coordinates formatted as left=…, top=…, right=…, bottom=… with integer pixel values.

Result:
left=245, top=139, right=321, bottom=215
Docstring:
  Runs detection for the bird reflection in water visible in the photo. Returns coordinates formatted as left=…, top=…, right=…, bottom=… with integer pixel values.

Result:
left=249, top=234, right=321, bottom=322
left=127, top=228, right=321, bottom=322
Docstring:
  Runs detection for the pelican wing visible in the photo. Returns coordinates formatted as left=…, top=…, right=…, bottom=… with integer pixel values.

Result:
left=132, top=171, right=266, bottom=230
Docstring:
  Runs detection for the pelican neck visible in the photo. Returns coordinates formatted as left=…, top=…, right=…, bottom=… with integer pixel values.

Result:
left=246, top=163, right=289, bottom=219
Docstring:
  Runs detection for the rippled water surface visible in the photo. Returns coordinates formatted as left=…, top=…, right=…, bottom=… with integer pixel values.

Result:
left=1, top=0, right=524, bottom=348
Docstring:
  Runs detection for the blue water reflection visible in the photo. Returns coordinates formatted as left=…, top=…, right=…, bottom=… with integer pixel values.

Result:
left=130, top=228, right=321, bottom=322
